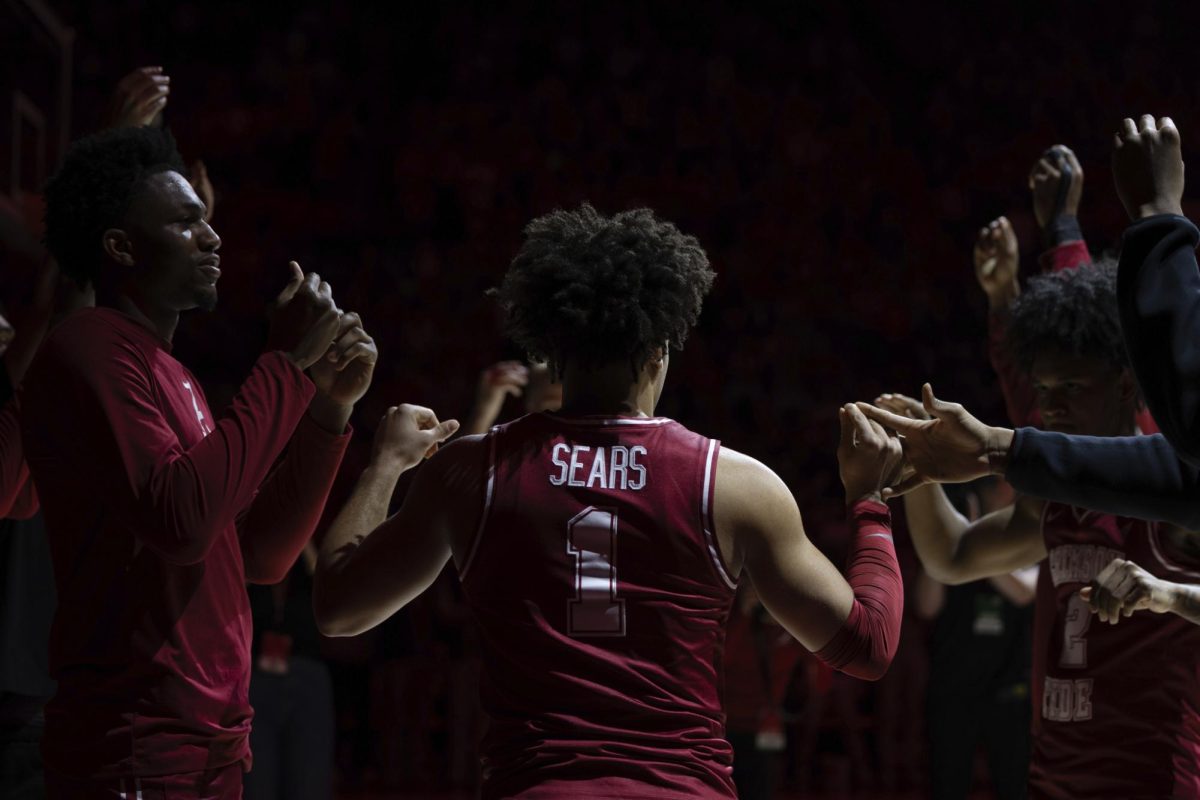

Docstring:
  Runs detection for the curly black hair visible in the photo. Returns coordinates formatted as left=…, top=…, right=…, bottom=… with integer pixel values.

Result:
left=494, top=204, right=715, bottom=375
left=43, top=126, right=186, bottom=285
left=1005, top=259, right=1128, bottom=372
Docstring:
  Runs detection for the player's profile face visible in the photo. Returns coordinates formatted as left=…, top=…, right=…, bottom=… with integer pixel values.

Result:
left=1030, top=349, right=1128, bottom=436
left=124, top=170, right=222, bottom=313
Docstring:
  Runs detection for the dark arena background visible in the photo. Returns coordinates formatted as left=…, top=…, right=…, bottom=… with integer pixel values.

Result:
left=4, top=1, right=1200, bottom=798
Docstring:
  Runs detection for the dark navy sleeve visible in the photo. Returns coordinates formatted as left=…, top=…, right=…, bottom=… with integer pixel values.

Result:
left=1005, top=427, right=1200, bottom=530
left=1117, top=214, right=1200, bottom=465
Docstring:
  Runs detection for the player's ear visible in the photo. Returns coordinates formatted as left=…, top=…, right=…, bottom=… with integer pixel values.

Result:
left=102, top=228, right=135, bottom=268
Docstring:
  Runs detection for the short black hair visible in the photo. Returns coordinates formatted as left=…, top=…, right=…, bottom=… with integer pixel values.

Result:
left=495, top=204, right=715, bottom=375
left=1005, top=259, right=1128, bottom=372
left=43, top=126, right=186, bottom=285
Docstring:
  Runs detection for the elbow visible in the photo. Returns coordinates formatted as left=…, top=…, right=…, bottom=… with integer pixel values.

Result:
left=245, top=561, right=290, bottom=586
left=311, top=581, right=366, bottom=638
left=924, top=561, right=970, bottom=587
left=840, top=653, right=893, bottom=682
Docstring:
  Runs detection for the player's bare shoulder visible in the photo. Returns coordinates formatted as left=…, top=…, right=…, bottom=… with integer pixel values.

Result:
left=713, top=446, right=801, bottom=575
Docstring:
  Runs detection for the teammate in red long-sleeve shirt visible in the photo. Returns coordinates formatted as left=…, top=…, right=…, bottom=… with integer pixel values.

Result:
left=313, top=204, right=907, bottom=799
left=24, top=126, right=376, bottom=798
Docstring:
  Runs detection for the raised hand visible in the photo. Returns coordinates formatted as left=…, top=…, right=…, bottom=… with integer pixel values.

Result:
left=1113, top=115, right=1185, bottom=221
left=973, top=216, right=1019, bottom=310
left=1029, top=145, right=1084, bottom=229
left=189, top=160, right=215, bottom=222
left=267, top=261, right=343, bottom=371
left=372, top=404, right=460, bottom=473
left=309, top=312, right=377, bottom=408
left=1080, top=558, right=1175, bottom=624
left=103, top=66, right=170, bottom=129
left=856, top=384, right=1014, bottom=497
left=837, top=403, right=904, bottom=505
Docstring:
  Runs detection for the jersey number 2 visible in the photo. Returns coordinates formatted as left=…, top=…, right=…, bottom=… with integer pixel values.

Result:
left=567, top=506, right=626, bottom=637
left=1060, top=593, right=1091, bottom=669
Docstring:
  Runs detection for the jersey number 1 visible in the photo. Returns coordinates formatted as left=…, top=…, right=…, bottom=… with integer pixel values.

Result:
left=567, top=506, right=626, bottom=637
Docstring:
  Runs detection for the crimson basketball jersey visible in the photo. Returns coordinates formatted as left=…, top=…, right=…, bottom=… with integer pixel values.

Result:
left=1028, top=502, right=1200, bottom=799
left=458, top=412, right=739, bottom=800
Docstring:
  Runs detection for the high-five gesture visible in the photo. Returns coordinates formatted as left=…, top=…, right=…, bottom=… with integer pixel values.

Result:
left=855, top=384, right=1014, bottom=497
left=973, top=216, right=1020, bottom=310
left=837, top=403, right=904, bottom=504
left=309, top=312, right=377, bottom=408
left=103, top=66, right=170, bottom=129
left=1113, top=115, right=1184, bottom=221
left=267, top=261, right=343, bottom=371
left=1029, top=144, right=1084, bottom=230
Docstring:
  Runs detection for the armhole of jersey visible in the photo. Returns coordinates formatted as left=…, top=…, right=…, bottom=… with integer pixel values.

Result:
left=458, top=427, right=498, bottom=584
left=1147, top=524, right=1200, bottom=579
left=701, top=438, right=737, bottom=591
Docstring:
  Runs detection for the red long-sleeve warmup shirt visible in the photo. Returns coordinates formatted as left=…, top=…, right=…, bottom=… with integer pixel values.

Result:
left=20, top=307, right=349, bottom=779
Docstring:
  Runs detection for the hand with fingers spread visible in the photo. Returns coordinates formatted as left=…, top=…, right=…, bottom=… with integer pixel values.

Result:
left=104, top=66, right=170, bottom=129
left=875, top=392, right=931, bottom=421
left=856, top=384, right=1014, bottom=497
left=973, top=216, right=1020, bottom=310
left=1030, top=144, right=1084, bottom=230
left=267, top=261, right=344, bottom=371
left=372, top=404, right=460, bottom=474
left=1113, top=115, right=1185, bottom=221
left=1080, top=558, right=1176, bottom=624
left=837, top=403, right=904, bottom=505
left=309, top=311, right=378, bottom=408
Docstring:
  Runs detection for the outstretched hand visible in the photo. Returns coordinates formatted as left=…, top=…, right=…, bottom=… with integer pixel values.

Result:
left=1113, top=115, right=1185, bottom=221
left=837, top=403, right=904, bottom=505
left=973, top=216, right=1019, bottom=309
left=855, top=384, right=1014, bottom=497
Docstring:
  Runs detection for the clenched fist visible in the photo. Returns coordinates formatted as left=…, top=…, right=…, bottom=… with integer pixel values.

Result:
left=1112, top=115, right=1185, bottom=221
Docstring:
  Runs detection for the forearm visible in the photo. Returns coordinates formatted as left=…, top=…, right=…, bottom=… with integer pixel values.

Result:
left=240, top=412, right=351, bottom=583
left=1117, top=214, right=1200, bottom=464
left=814, top=500, right=903, bottom=681
left=313, top=461, right=403, bottom=633
left=902, top=484, right=971, bottom=582
left=1006, top=428, right=1200, bottom=529
left=1169, top=584, right=1200, bottom=626
left=128, top=352, right=314, bottom=563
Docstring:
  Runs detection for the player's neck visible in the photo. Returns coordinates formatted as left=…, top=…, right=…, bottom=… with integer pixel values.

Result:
left=97, top=286, right=180, bottom=344
left=559, top=363, right=656, bottom=418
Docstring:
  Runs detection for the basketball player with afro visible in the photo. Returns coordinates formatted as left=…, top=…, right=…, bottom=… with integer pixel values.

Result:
left=870, top=261, right=1200, bottom=799
left=314, top=204, right=908, bottom=799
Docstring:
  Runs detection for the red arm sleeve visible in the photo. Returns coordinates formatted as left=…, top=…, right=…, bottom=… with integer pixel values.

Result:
left=239, top=414, right=351, bottom=584
left=1037, top=240, right=1092, bottom=273
left=814, top=500, right=903, bottom=681
left=50, top=334, right=315, bottom=564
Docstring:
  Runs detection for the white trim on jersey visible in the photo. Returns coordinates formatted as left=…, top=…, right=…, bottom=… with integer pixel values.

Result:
left=459, top=427, right=498, bottom=583
left=1148, top=525, right=1200, bottom=580
left=545, top=414, right=673, bottom=427
left=701, top=439, right=737, bottom=591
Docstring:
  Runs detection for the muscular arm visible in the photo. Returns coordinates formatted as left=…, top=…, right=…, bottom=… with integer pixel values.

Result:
left=901, top=483, right=1046, bottom=585
left=716, top=448, right=902, bottom=680
left=1116, top=214, right=1200, bottom=463
left=314, top=435, right=481, bottom=637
